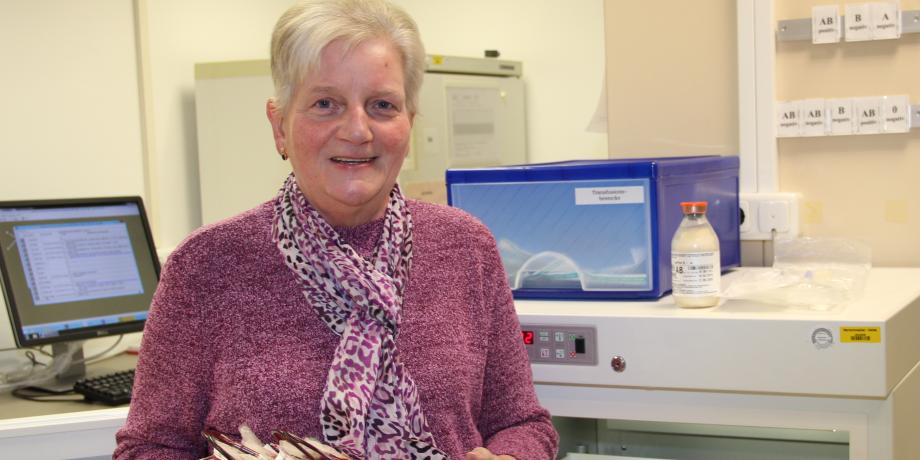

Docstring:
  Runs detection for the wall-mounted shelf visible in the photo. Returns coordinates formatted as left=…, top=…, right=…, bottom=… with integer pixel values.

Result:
left=776, top=9, right=920, bottom=41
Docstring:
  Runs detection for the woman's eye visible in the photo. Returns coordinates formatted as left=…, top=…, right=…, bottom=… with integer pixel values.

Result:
left=314, top=98, right=333, bottom=109
left=373, top=100, right=396, bottom=111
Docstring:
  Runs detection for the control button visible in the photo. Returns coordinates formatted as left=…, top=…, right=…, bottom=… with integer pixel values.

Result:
left=554, top=332, right=565, bottom=342
left=575, top=337, right=586, bottom=354
left=611, top=355, right=627, bottom=373
left=538, top=331, right=550, bottom=342
left=555, top=349, right=566, bottom=359
left=540, top=348, right=551, bottom=358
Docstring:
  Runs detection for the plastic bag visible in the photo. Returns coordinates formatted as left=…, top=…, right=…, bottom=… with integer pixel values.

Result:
left=0, top=341, right=84, bottom=393
left=721, top=237, right=871, bottom=311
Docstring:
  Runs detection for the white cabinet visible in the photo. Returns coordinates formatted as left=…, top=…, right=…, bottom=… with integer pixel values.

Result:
left=520, top=268, right=920, bottom=459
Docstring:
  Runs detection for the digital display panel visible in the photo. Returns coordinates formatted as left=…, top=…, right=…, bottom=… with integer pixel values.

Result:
left=522, top=330, right=534, bottom=345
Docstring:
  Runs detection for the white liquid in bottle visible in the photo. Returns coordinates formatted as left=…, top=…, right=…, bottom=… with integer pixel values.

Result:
left=671, top=201, right=720, bottom=308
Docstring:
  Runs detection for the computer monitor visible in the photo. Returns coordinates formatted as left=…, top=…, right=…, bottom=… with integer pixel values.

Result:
left=0, top=197, right=160, bottom=385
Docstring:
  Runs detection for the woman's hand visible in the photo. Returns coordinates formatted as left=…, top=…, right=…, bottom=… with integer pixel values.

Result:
left=466, top=447, right=516, bottom=460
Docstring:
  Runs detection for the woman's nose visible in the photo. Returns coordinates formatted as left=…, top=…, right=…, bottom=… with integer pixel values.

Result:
left=338, top=107, right=373, bottom=144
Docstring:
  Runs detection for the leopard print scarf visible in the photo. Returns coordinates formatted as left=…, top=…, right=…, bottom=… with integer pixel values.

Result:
left=272, top=174, right=446, bottom=459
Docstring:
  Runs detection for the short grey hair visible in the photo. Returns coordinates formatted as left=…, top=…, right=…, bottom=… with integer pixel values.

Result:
left=270, top=0, right=426, bottom=114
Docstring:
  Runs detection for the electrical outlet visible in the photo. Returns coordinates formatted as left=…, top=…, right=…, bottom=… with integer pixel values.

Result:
left=739, top=199, right=753, bottom=234
left=739, top=192, right=800, bottom=241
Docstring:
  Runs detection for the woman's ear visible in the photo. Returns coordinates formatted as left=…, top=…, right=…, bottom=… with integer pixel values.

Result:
left=266, top=98, right=286, bottom=155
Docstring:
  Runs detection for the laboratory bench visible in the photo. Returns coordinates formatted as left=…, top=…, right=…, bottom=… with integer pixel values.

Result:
left=1, top=268, right=918, bottom=460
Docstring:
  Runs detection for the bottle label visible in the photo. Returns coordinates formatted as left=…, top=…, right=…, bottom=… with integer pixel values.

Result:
left=671, top=251, right=720, bottom=296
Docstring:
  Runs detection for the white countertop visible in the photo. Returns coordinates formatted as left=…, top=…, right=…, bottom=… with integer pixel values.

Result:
left=516, top=267, right=920, bottom=322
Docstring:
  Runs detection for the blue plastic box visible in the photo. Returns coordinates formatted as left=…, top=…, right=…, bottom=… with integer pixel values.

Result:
left=446, top=156, right=740, bottom=300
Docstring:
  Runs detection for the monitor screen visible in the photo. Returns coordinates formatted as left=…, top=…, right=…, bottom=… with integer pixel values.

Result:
left=0, top=197, right=160, bottom=348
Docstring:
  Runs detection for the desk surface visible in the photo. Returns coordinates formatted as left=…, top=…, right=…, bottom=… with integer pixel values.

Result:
left=516, top=267, right=920, bottom=321
left=0, top=353, right=137, bottom=421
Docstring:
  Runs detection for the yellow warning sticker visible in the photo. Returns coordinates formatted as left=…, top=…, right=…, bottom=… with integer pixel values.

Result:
left=840, top=326, right=881, bottom=343
left=432, top=55, right=444, bottom=65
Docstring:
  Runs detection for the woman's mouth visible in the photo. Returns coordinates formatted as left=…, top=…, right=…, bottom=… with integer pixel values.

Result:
left=331, top=156, right=375, bottom=165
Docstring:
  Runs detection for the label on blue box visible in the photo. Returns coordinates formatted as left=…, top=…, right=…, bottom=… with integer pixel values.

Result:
left=574, top=186, right=645, bottom=205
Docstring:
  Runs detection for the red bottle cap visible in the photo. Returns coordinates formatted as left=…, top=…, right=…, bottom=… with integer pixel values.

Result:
left=680, top=201, right=708, bottom=214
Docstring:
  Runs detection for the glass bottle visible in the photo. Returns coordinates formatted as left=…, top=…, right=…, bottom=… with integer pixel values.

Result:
left=671, top=201, right=720, bottom=308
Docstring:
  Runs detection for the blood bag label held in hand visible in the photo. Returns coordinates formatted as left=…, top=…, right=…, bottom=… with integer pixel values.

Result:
left=672, top=251, right=720, bottom=296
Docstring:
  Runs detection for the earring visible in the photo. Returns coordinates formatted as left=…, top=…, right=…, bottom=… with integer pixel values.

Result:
left=279, top=147, right=288, bottom=161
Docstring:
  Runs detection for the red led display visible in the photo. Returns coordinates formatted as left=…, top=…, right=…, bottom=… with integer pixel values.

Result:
left=522, top=330, right=535, bottom=345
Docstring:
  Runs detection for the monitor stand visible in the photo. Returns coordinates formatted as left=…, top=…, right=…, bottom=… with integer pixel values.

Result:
left=25, top=342, right=87, bottom=393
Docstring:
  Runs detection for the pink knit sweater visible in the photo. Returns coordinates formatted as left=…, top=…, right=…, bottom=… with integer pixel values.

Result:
left=114, top=199, right=558, bottom=459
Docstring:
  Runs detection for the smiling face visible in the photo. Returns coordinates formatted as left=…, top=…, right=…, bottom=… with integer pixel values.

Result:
left=267, top=37, right=412, bottom=227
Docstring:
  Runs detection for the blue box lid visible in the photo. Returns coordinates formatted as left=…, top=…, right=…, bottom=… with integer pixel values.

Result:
left=446, top=155, right=739, bottom=184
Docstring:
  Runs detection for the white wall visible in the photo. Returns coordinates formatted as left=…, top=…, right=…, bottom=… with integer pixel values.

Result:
left=0, top=0, right=607, bottom=251
left=0, top=1, right=145, bottom=201
left=394, top=0, right=609, bottom=165
left=141, top=0, right=294, bottom=249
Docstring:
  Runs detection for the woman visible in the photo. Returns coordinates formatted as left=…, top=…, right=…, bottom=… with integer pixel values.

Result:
left=114, top=0, right=558, bottom=459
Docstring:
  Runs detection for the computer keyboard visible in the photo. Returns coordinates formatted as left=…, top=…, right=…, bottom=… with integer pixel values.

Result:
left=73, top=369, right=135, bottom=405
